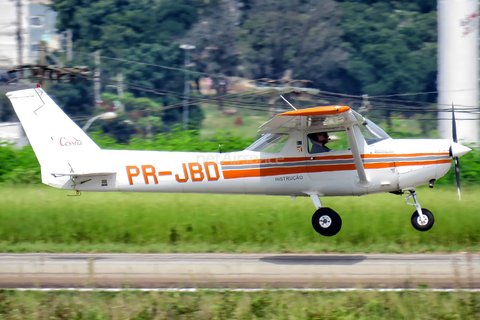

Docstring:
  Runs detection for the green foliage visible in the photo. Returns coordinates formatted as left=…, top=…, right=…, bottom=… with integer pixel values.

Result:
left=90, top=127, right=255, bottom=152
left=51, top=0, right=212, bottom=51
left=46, top=0, right=442, bottom=133
left=0, top=142, right=41, bottom=185
left=48, top=77, right=95, bottom=118
left=340, top=2, right=437, bottom=101
left=49, top=0, right=211, bottom=130
left=235, top=0, right=349, bottom=90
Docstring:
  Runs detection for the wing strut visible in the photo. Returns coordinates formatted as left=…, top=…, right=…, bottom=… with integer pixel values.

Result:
left=345, top=124, right=370, bottom=187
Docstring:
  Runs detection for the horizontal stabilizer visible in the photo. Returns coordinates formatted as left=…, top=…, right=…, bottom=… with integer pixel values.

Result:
left=52, top=171, right=116, bottom=177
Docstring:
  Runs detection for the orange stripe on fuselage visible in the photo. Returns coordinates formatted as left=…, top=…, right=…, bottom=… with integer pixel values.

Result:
left=221, top=154, right=451, bottom=179
left=362, top=153, right=449, bottom=158
left=222, top=165, right=307, bottom=179
left=220, top=153, right=449, bottom=167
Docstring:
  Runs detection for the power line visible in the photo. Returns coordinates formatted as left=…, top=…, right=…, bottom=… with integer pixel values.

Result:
left=73, top=51, right=217, bottom=78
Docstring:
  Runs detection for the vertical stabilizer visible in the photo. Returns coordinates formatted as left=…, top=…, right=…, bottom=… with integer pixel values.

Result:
left=6, top=88, right=101, bottom=184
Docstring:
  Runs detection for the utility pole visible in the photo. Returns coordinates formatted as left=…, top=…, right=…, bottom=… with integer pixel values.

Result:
left=116, top=72, right=124, bottom=112
left=94, top=50, right=101, bottom=106
left=66, top=29, right=72, bottom=62
left=15, top=0, right=23, bottom=78
left=38, top=41, right=46, bottom=88
left=179, top=44, right=195, bottom=130
left=117, top=73, right=124, bottom=98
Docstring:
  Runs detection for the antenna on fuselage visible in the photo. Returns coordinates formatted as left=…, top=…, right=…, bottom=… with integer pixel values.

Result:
left=280, top=95, right=297, bottom=110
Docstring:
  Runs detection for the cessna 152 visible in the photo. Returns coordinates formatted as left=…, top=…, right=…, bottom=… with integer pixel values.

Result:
left=7, top=87, right=471, bottom=236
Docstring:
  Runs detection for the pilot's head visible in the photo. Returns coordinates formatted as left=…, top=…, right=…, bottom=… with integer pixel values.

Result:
left=309, top=132, right=329, bottom=144
left=318, top=132, right=329, bottom=139
left=317, top=132, right=329, bottom=143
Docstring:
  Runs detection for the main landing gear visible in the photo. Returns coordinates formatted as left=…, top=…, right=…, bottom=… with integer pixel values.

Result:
left=309, top=190, right=435, bottom=237
left=309, top=195, right=342, bottom=237
left=312, top=207, right=342, bottom=236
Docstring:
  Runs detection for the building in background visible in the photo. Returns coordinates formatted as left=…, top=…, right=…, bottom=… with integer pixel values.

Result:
left=0, top=122, right=28, bottom=147
left=0, top=0, right=30, bottom=70
left=29, top=0, right=59, bottom=62
left=0, top=0, right=58, bottom=72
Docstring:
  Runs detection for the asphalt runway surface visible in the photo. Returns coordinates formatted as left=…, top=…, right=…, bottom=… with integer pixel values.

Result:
left=0, top=253, right=479, bottom=289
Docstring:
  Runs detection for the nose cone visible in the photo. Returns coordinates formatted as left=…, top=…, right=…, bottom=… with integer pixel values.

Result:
left=451, top=142, right=471, bottom=158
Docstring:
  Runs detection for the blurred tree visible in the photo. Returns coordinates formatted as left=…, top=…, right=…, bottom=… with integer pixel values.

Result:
left=340, top=2, right=437, bottom=102
left=237, top=0, right=349, bottom=91
left=49, top=0, right=210, bottom=131
left=0, top=94, right=14, bottom=122
left=184, top=0, right=349, bottom=92
left=183, top=1, right=241, bottom=77
left=49, top=81, right=95, bottom=117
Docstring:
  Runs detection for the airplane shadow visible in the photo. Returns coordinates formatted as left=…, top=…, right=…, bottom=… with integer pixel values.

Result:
left=48, top=256, right=108, bottom=261
left=260, top=255, right=367, bottom=266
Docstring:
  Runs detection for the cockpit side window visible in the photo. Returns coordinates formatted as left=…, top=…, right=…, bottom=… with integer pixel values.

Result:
left=245, top=133, right=289, bottom=152
left=307, top=130, right=350, bottom=153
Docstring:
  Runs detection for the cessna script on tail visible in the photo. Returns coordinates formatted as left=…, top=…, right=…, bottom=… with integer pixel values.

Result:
left=7, top=87, right=471, bottom=236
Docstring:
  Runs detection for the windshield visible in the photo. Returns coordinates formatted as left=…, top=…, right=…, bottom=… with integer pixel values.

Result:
left=360, top=118, right=391, bottom=145
left=245, top=133, right=289, bottom=152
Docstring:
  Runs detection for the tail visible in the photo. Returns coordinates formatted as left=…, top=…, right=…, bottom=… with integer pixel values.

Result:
left=6, top=87, right=103, bottom=187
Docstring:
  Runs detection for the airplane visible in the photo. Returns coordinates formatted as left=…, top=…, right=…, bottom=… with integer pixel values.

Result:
left=6, top=87, right=472, bottom=236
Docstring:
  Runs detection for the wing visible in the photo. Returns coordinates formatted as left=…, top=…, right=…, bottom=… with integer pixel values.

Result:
left=259, top=106, right=364, bottom=133
left=259, top=105, right=369, bottom=186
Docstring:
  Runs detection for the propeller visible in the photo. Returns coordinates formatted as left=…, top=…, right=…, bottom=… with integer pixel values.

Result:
left=449, top=103, right=471, bottom=200
left=452, top=103, right=461, bottom=200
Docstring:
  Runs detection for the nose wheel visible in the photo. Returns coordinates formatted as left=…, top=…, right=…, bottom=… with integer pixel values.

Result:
left=312, top=208, right=342, bottom=236
left=411, top=208, right=434, bottom=231
left=405, top=190, right=435, bottom=232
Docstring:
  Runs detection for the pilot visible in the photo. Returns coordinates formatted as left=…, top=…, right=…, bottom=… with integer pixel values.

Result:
left=309, top=132, right=331, bottom=153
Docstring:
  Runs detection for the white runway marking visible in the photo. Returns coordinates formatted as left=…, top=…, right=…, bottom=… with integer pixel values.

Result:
left=8, top=288, right=480, bottom=292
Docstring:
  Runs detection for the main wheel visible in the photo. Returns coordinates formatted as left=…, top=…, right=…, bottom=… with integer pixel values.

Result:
left=411, top=208, right=434, bottom=231
left=312, top=207, right=342, bottom=236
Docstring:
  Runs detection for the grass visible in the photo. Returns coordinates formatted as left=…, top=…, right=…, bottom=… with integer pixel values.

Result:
left=0, top=184, right=479, bottom=253
left=0, top=290, right=480, bottom=319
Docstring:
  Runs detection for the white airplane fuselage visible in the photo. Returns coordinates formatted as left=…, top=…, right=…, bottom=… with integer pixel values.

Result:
left=46, top=135, right=452, bottom=198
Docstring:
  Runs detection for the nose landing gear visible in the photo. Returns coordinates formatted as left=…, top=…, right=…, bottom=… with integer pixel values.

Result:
left=405, top=190, right=435, bottom=231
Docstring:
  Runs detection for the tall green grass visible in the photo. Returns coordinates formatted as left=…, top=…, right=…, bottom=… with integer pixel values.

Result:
left=0, top=290, right=479, bottom=319
left=0, top=185, right=479, bottom=252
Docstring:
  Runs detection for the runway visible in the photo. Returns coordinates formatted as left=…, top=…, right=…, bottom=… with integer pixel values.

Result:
left=0, top=253, right=478, bottom=289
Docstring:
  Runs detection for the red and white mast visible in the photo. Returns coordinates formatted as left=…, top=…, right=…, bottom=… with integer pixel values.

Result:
left=438, top=0, right=479, bottom=144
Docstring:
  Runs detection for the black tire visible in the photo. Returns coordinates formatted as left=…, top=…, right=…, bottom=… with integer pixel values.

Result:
left=411, top=208, right=434, bottom=232
left=311, top=207, right=342, bottom=236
